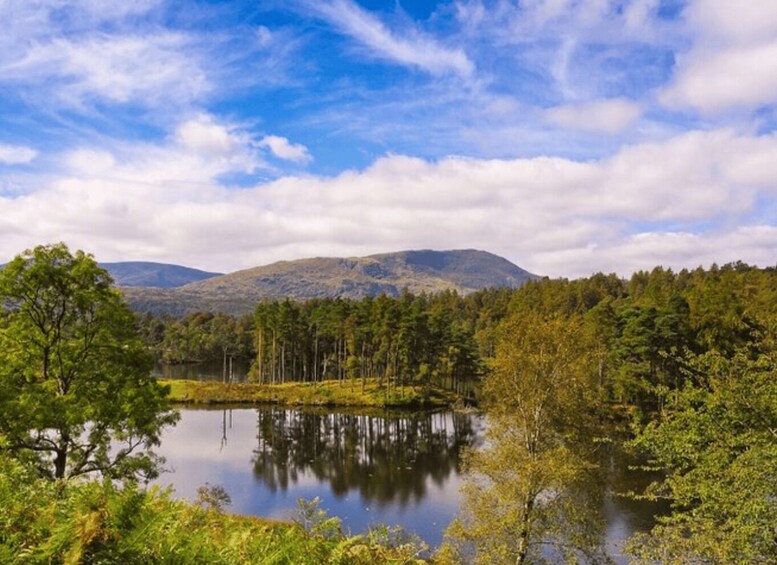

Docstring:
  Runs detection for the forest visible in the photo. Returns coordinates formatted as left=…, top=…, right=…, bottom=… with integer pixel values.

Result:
left=3, top=245, right=777, bottom=562
left=144, top=261, right=776, bottom=413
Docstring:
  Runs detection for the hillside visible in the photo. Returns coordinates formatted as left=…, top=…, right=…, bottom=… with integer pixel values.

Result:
left=101, top=262, right=221, bottom=288
left=121, top=249, right=538, bottom=315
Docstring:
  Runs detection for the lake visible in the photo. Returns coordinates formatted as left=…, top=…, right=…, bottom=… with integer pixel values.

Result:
left=154, top=407, right=663, bottom=560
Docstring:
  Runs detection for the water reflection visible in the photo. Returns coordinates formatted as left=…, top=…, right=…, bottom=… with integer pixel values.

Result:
left=251, top=409, right=476, bottom=507
left=155, top=407, right=481, bottom=548
left=155, top=407, right=659, bottom=553
left=600, top=443, right=670, bottom=562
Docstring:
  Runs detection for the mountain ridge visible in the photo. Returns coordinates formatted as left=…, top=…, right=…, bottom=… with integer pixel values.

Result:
left=101, top=261, right=222, bottom=288
left=119, top=249, right=539, bottom=315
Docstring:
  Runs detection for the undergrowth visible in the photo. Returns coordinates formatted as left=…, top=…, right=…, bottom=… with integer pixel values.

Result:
left=0, top=456, right=427, bottom=564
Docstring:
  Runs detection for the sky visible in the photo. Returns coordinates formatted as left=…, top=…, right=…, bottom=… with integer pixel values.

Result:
left=1, top=0, right=777, bottom=278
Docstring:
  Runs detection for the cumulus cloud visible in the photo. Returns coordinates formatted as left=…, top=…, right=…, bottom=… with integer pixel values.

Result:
left=545, top=98, right=643, bottom=134
left=58, top=114, right=263, bottom=188
left=258, top=136, right=312, bottom=163
left=176, top=116, right=240, bottom=154
left=306, top=0, right=474, bottom=78
left=661, top=42, right=777, bottom=113
left=660, top=1, right=777, bottom=113
left=2, top=126, right=776, bottom=278
left=0, top=144, right=37, bottom=164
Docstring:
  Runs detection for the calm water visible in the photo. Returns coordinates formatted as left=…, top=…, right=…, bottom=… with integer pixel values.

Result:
left=154, top=407, right=661, bottom=558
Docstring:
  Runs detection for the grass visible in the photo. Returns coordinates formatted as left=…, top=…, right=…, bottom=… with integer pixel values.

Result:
left=161, top=377, right=462, bottom=409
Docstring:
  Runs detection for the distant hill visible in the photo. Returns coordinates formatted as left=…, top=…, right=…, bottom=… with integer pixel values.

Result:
left=120, top=249, right=538, bottom=316
left=101, top=262, right=221, bottom=288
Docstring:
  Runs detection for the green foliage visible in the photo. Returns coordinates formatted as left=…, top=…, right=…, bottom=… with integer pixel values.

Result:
left=488, top=263, right=777, bottom=560
left=627, top=350, right=777, bottom=563
left=465, top=263, right=777, bottom=561
left=608, top=295, right=696, bottom=411
left=0, top=243, right=178, bottom=481
left=158, top=311, right=254, bottom=365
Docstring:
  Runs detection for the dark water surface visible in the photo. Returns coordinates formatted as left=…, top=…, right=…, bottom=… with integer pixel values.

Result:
left=155, top=407, right=661, bottom=558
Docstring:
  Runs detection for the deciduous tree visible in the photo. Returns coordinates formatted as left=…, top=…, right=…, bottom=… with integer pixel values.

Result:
left=0, top=244, right=178, bottom=481
left=442, top=312, right=608, bottom=564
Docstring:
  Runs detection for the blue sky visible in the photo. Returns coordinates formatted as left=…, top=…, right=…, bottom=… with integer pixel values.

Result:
left=1, top=0, right=776, bottom=277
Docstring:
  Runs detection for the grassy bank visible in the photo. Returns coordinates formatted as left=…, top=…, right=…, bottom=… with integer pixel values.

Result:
left=161, top=377, right=463, bottom=409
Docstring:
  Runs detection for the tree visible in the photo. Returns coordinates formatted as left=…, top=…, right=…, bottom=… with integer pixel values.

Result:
left=0, top=244, right=178, bottom=481
left=442, top=312, right=609, bottom=564
left=628, top=349, right=777, bottom=563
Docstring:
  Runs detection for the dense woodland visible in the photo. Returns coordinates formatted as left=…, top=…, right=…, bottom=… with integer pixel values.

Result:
left=139, top=291, right=498, bottom=396
left=143, top=261, right=777, bottom=413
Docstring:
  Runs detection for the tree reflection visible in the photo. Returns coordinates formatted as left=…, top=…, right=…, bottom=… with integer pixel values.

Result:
left=251, top=408, right=477, bottom=507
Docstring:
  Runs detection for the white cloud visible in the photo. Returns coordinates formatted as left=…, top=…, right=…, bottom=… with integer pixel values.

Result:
left=0, top=144, right=37, bottom=164
left=451, top=0, right=671, bottom=110
left=661, top=1, right=777, bottom=113
left=309, top=0, right=474, bottom=78
left=545, top=98, right=643, bottom=133
left=685, top=0, right=777, bottom=44
left=461, top=0, right=664, bottom=44
left=258, top=136, right=312, bottom=163
left=0, top=33, right=209, bottom=108
left=661, top=41, right=777, bottom=113
left=65, top=149, right=116, bottom=175
left=555, top=227, right=777, bottom=277
left=519, top=0, right=611, bottom=29
left=2, top=126, right=777, bottom=278
left=58, top=114, right=263, bottom=186
left=0, top=0, right=314, bottom=123
left=176, top=116, right=239, bottom=155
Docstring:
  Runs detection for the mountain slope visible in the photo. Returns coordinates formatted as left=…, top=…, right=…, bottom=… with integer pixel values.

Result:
left=121, top=249, right=538, bottom=315
left=102, top=262, right=221, bottom=288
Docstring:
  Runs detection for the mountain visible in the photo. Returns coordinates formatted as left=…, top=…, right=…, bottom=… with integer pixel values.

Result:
left=120, top=249, right=539, bottom=316
left=101, top=262, right=221, bottom=288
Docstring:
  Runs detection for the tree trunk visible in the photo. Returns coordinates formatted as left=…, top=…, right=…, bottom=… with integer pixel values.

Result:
left=516, top=497, right=534, bottom=564
left=54, top=434, right=69, bottom=479
left=313, top=331, right=319, bottom=386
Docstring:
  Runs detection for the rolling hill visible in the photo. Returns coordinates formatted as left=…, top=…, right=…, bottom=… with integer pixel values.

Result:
left=120, top=249, right=539, bottom=315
